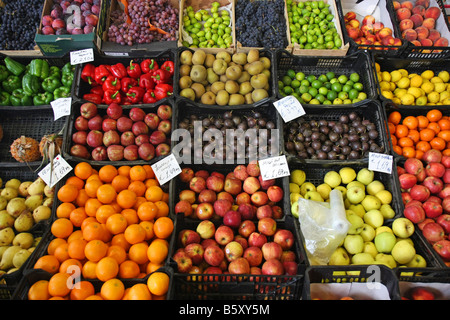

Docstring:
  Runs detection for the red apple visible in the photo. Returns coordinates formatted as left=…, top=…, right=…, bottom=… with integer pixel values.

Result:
left=157, top=104, right=172, bottom=120
left=256, top=205, right=273, bottom=219
left=116, top=116, right=133, bottom=132
left=234, top=165, right=249, bottom=181
left=224, top=178, right=242, bottom=195
left=251, top=191, right=269, bottom=206
left=280, top=250, right=296, bottom=262
left=261, top=241, right=283, bottom=260
left=173, top=250, right=193, bottom=273
left=272, top=205, right=283, bottom=219
left=442, top=169, right=450, bottom=184
left=242, top=176, right=261, bottom=194
left=442, top=195, right=450, bottom=214
left=75, top=115, right=89, bottom=131
left=237, top=203, right=256, bottom=220
left=196, top=202, right=214, bottom=220
left=425, top=162, right=446, bottom=178
left=195, top=170, right=210, bottom=180
left=120, top=131, right=135, bottom=146
left=202, top=266, right=223, bottom=281
left=261, top=258, right=284, bottom=275
left=80, top=102, right=98, bottom=119
left=418, top=218, right=434, bottom=230
left=228, top=257, right=250, bottom=274
left=404, top=157, right=424, bottom=175
left=217, top=191, right=234, bottom=203
left=88, top=114, right=103, bottom=131
left=175, top=200, right=193, bottom=217
left=235, top=192, right=251, bottom=205
left=106, top=102, right=123, bottom=119
left=144, top=113, right=160, bottom=130
left=179, top=167, right=195, bottom=183
left=198, top=189, right=217, bottom=203
left=399, top=173, right=418, bottom=190
left=206, top=175, right=224, bottom=193
left=204, top=245, right=225, bottom=267
left=438, top=184, right=450, bottom=199
left=91, top=146, right=107, bottom=161
left=433, top=239, right=450, bottom=260
left=422, top=222, right=446, bottom=243
left=243, top=246, right=263, bottom=267
left=213, top=199, right=232, bottom=218
left=214, top=225, right=234, bottom=246
left=129, top=107, right=146, bottom=121
left=267, top=185, right=284, bottom=203
left=155, top=143, right=170, bottom=157
left=149, top=130, right=166, bottom=145
left=189, top=176, right=206, bottom=193
left=246, top=161, right=261, bottom=177
left=422, top=200, right=443, bottom=218
left=422, top=176, right=444, bottom=194
left=103, top=130, right=120, bottom=147
left=409, top=184, right=430, bottom=202
left=179, top=189, right=196, bottom=204
left=223, top=210, right=242, bottom=229
left=178, top=229, right=201, bottom=247
left=70, top=144, right=90, bottom=159
left=402, top=192, right=413, bottom=205
left=196, top=220, right=216, bottom=239
left=404, top=203, right=426, bottom=223
left=184, top=243, right=205, bottom=265
left=224, top=241, right=244, bottom=262
left=258, top=175, right=276, bottom=190
left=441, top=156, right=450, bottom=168
left=138, top=143, right=155, bottom=161
left=124, top=145, right=139, bottom=161
left=258, top=217, right=277, bottom=236
left=86, top=130, right=103, bottom=148
left=72, top=131, right=88, bottom=145
left=436, top=214, right=450, bottom=233
left=238, top=220, right=256, bottom=238
left=234, top=235, right=248, bottom=250
left=422, top=149, right=442, bottom=164
left=248, top=232, right=268, bottom=248
left=274, top=229, right=295, bottom=250
left=411, top=287, right=435, bottom=300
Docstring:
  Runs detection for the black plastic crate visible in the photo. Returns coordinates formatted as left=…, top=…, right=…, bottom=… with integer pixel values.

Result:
left=72, top=49, right=176, bottom=107
left=170, top=214, right=307, bottom=300
left=375, top=56, right=450, bottom=107
left=174, top=47, right=276, bottom=109
left=396, top=267, right=450, bottom=299
left=0, top=108, right=66, bottom=167
left=62, top=99, right=176, bottom=166
left=172, top=99, right=283, bottom=165
left=283, top=99, right=392, bottom=164
left=303, top=265, right=401, bottom=300
left=336, top=0, right=408, bottom=56
left=274, top=49, right=378, bottom=104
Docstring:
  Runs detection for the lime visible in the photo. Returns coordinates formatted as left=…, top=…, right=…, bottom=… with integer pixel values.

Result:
left=342, top=84, right=352, bottom=93
left=310, top=98, right=321, bottom=104
left=307, top=74, right=317, bottom=83
left=345, top=80, right=354, bottom=87
left=327, top=90, right=337, bottom=101
left=338, top=75, right=348, bottom=84
left=301, top=92, right=312, bottom=102
left=326, top=71, right=335, bottom=80
left=311, top=80, right=323, bottom=89
left=353, top=82, right=364, bottom=91
left=299, top=85, right=309, bottom=94
left=331, top=82, right=342, bottom=92
left=283, top=86, right=294, bottom=95
left=343, top=99, right=352, bottom=104
left=348, top=89, right=359, bottom=100
left=324, top=82, right=332, bottom=89
left=357, top=92, right=367, bottom=100
left=318, top=86, right=328, bottom=95
left=315, top=93, right=326, bottom=103
left=318, top=74, right=328, bottom=83
left=300, top=79, right=310, bottom=87
left=291, top=79, right=301, bottom=88
left=338, top=91, right=348, bottom=100
left=287, top=69, right=296, bottom=79
left=282, top=75, right=292, bottom=86
left=323, top=99, right=332, bottom=105
left=295, top=72, right=306, bottom=81
left=350, top=73, right=360, bottom=83
left=333, top=98, right=343, bottom=104
left=308, top=87, right=318, bottom=97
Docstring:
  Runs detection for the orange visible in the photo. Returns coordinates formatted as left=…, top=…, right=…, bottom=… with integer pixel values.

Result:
left=137, top=201, right=158, bottom=221
left=96, top=184, right=117, bottom=204
left=430, top=137, right=447, bottom=151
left=438, top=119, right=450, bottom=130
left=128, top=180, right=146, bottom=197
left=438, top=130, right=450, bottom=142
left=390, top=134, right=397, bottom=146
left=415, top=149, right=424, bottom=160
left=118, top=165, right=131, bottom=178
left=154, top=201, right=169, bottom=218
left=121, top=208, right=139, bottom=225
left=407, top=129, right=420, bottom=143
left=74, top=162, right=93, bottom=180
left=403, top=116, right=418, bottom=130
left=111, top=233, right=131, bottom=252
left=85, top=198, right=103, bottom=217
left=107, top=245, right=127, bottom=264
left=85, top=294, right=103, bottom=300
left=56, top=202, right=76, bottom=219
left=124, top=283, right=152, bottom=300
left=143, top=164, right=155, bottom=179
left=133, top=196, right=147, bottom=211
left=144, top=179, right=159, bottom=188
left=147, top=271, right=170, bottom=297
left=416, top=140, right=431, bottom=153
left=388, top=122, right=396, bottom=135
left=162, top=192, right=169, bottom=203
left=96, top=256, right=119, bottom=282
left=144, top=185, right=164, bottom=202
left=146, top=262, right=163, bottom=274
left=57, top=184, right=79, bottom=203
left=119, top=260, right=141, bottom=279
left=96, top=204, right=117, bottom=224
left=66, top=176, right=85, bottom=190
left=395, top=124, right=409, bottom=138
left=82, top=260, right=98, bottom=279
left=67, top=238, right=87, bottom=260
left=417, top=115, right=430, bottom=129
left=402, top=146, right=416, bottom=158
left=111, top=174, right=130, bottom=192
left=124, top=224, right=146, bottom=245
left=99, top=165, right=118, bottom=183
left=419, top=128, right=436, bottom=142
left=147, top=239, right=168, bottom=264
left=51, top=218, right=74, bottom=239
left=128, top=242, right=150, bottom=265
left=47, top=238, right=67, bottom=255
left=130, top=165, right=147, bottom=182
left=393, top=145, right=402, bottom=156
left=106, top=213, right=128, bottom=235
left=59, top=258, right=83, bottom=274
left=69, top=207, right=87, bottom=228
left=398, top=136, right=414, bottom=148
left=427, top=109, right=443, bottom=122
left=67, top=230, right=84, bottom=243
left=116, top=189, right=137, bottom=209
left=28, top=280, right=50, bottom=300
left=53, top=242, right=70, bottom=262
left=100, top=278, right=125, bottom=300
left=84, top=178, right=103, bottom=198
left=84, top=239, right=108, bottom=262
left=81, top=216, right=98, bottom=231
left=34, top=255, right=60, bottom=274
left=75, top=189, right=90, bottom=207
left=48, top=272, right=72, bottom=297
left=388, top=111, right=401, bottom=125
left=428, top=122, right=441, bottom=134
left=153, top=217, right=174, bottom=239
left=82, top=221, right=105, bottom=242
left=69, top=280, right=95, bottom=300
left=139, top=221, right=154, bottom=240
left=443, top=149, right=450, bottom=157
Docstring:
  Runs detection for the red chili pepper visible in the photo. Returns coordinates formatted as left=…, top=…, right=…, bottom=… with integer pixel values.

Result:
left=90, top=86, right=104, bottom=96
left=102, top=75, right=121, bottom=92
left=139, top=73, right=155, bottom=91
left=127, top=60, right=142, bottom=79
left=140, top=59, right=159, bottom=75
left=161, top=61, right=175, bottom=77
left=143, top=89, right=157, bottom=104
left=154, top=83, right=173, bottom=101
left=103, top=89, right=122, bottom=104
left=121, top=77, right=138, bottom=93
left=126, top=86, right=145, bottom=104
left=152, top=68, right=171, bottom=85
left=81, top=63, right=96, bottom=85
left=83, top=93, right=102, bottom=104
left=110, top=62, right=127, bottom=79
left=94, top=65, right=111, bottom=85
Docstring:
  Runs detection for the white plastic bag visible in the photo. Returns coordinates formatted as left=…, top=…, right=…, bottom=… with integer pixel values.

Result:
left=297, top=189, right=350, bottom=265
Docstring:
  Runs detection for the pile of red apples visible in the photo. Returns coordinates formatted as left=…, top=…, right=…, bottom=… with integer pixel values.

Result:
left=173, top=164, right=300, bottom=276
left=397, top=148, right=450, bottom=265
left=393, top=0, right=448, bottom=48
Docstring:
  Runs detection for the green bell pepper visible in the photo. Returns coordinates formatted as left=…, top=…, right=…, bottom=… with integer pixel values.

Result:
left=49, top=65, right=61, bottom=79
left=0, top=65, right=10, bottom=82
left=2, top=75, right=21, bottom=93
left=0, top=91, right=11, bottom=106
left=4, top=57, right=26, bottom=76
left=62, top=62, right=75, bottom=75
left=22, top=73, right=41, bottom=96
left=10, top=88, right=32, bottom=106
left=53, top=86, right=71, bottom=99
left=42, top=76, right=62, bottom=93
left=61, top=72, right=73, bottom=88
left=33, top=92, right=54, bottom=106
left=29, top=59, right=50, bottom=80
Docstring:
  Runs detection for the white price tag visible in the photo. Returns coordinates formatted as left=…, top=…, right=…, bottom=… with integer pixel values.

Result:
left=368, top=152, right=393, bottom=174
left=151, top=153, right=182, bottom=186
left=51, top=97, right=72, bottom=120
left=70, top=48, right=94, bottom=65
left=38, top=154, right=73, bottom=188
left=273, top=95, right=305, bottom=123
left=258, top=155, right=290, bottom=181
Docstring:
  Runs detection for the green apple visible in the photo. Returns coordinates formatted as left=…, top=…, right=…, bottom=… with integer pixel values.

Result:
left=366, top=180, right=385, bottom=196
left=334, top=186, right=347, bottom=199
left=392, top=217, right=415, bottom=239
left=346, top=186, right=365, bottom=204
left=290, top=169, right=306, bottom=186
left=351, top=252, right=375, bottom=265
left=376, top=226, right=394, bottom=236
left=328, top=247, right=350, bottom=265
left=375, top=190, right=392, bottom=205
left=339, top=167, right=356, bottom=184
left=361, top=195, right=381, bottom=211
left=290, top=192, right=301, bottom=205
left=316, top=183, right=332, bottom=200
left=374, top=231, right=397, bottom=253
left=324, top=171, right=341, bottom=188
left=356, top=168, right=374, bottom=185
left=346, top=181, right=365, bottom=191
left=375, top=253, right=397, bottom=268
left=391, top=240, right=416, bottom=264
left=291, top=201, right=299, bottom=218
left=346, top=213, right=364, bottom=235
left=348, top=204, right=365, bottom=218
left=380, top=204, right=395, bottom=220
left=304, top=191, right=324, bottom=202
left=360, top=223, right=376, bottom=242
left=406, top=254, right=427, bottom=268
left=289, top=183, right=300, bottom=193
left=363, top=241, right=379, bottom=258
left=343, top=234, right=364, bottom=255
left=300, top=182, right=316, bottom=196
left=363, top=209, right=384, bottom=228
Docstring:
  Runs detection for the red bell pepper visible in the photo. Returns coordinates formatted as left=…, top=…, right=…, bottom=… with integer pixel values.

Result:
left=152, top=68, right=171, bottom=85
left=121, top=77, right=138, bottom=93
left=139, top=73, right=155, bottom=91
left=81, top=63, right=96, bottom=85
left=161, top=60, right=175, bottom=77
left=83, top=93, right=102, bottom=104
left=102, top=75, right=121, bottom=92
left=127, top=60, right=142, bottom=79
left=94, top=65, right=111, bottom=85
left=110, top=62, right=127, bottom=79
left=90, top=86, right=104, bottom=97
left=126, top=86, right=145, bottom=104
left=154, top=83, right=173, bottom=101
left=140, top=58, right=158, bottom=75
left=143, top=89, right=157, bottom=104
left=104, top=89, right=122, bottom=104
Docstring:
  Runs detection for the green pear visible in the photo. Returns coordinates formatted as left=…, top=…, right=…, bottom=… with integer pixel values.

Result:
left=0, top=211, right=15, bottom=230
left=391, top=240, right=416, bottom=265
left=0, top=246, right=21, bottom=270
left=0, top=227, right=15, bottom=246
left=12, top=248, right=31, bottom=269
left=12, top=233, right=34, bottom=249
left=324, top=171, right=341, bottom=188
left=24, top=195, right=43, bottom=211
left=351, top=252, right=375, bottom=265
left=27, top=178, right=46, bottom=196
left=14, top=211, right=34, bottom=232
left=0, top=196, right=7, bottom=210
left=6, top=197, right=26, bottom=218
left=328, top=247, right=350, bottom=265
left=33, top=205, right=52, bottom=223
left=290, top=169, right=306, bottom=186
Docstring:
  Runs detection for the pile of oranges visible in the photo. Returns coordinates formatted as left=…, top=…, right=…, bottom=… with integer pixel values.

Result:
left=387, top=109, right=450, bottom=159
left=28, top=162, right=173, bottom=300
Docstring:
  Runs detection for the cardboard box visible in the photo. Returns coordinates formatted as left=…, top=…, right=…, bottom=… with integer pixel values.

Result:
left=100, top=0, right=179, bottom=56
left=290, top=0, right=349, bottom=56
left=178, top=0, right=236, bottom=54
left=34, top=0, right=105, bottom=57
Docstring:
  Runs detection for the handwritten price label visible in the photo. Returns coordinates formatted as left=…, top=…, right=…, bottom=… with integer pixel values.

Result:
left=273, top=95, right=305, bottom=123
left=70, top=48, right=94, bottom=65
left=258, top=155, right=290, bottom=181
left=51, top=97, right=72, bottom=120
left=38, top=154, right=73, bottom=188
left=151, top=153, right=182, bottom=186
left=368, top=152, right=393, bottom=174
